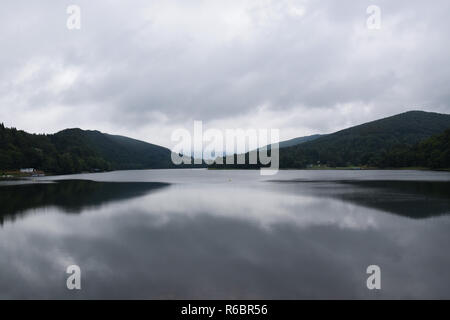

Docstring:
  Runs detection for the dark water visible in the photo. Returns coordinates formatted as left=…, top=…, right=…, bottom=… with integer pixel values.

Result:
left=1, top=169, right=450, bottom=299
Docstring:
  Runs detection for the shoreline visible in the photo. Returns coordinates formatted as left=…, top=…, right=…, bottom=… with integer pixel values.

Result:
left=2, top=166, right=450, bottom=180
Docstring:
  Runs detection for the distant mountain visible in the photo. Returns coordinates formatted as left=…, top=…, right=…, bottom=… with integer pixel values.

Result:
left=0, top=124, right=180, bottom=174
left=279, top=111, right=450, bottom=168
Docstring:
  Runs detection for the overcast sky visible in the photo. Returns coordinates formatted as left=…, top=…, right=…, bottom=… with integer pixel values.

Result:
left=0, top=0, right=449, bottom=150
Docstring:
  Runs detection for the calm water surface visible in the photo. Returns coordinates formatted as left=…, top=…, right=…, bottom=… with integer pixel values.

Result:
left=1, top=169, right=450, bottom=299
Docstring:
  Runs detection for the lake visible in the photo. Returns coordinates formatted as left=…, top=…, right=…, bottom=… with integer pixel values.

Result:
left=1, top=169, right=450, bottom=299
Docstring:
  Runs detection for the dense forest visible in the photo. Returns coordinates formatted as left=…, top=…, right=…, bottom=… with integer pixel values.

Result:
left=0, top=124, right=178, bottom=174
left=278, top=111, right=450, bottom=168
left=211, top=111, right=450, bottom=170
left=379, top=129, right=450, bottom=168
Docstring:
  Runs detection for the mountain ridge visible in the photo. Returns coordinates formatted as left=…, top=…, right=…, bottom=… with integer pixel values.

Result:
left=280, top=110, right=450, bottom=168
left=0, top=124, right=179, bottom=174
left=2, top=110, right=450, bottom=174
left=210, top=110, right=450, bottom=169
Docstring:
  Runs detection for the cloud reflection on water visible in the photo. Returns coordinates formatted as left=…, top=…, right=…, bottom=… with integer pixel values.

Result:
left=1, top=174, right=450, bottom=299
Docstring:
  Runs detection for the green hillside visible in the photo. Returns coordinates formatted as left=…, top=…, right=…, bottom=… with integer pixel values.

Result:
left=379, top=128, right=450, bottom=169
left=279, top=111, right=450, bottom=168
left=51, top=129, right=174, bottom=170
left=0, top=124, right=177, bottom=174
left=209, top=111, right=450, bottom=169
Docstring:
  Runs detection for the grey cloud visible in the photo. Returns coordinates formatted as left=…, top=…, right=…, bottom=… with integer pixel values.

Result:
left=0, top=0, right=449, bottom=145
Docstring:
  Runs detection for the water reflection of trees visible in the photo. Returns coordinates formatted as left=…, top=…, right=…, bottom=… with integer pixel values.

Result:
left=335, top=180, right=450, bottom=219
left=0, top=180, right=169, bottom=225
left=272, top=180, right=450, bottom=219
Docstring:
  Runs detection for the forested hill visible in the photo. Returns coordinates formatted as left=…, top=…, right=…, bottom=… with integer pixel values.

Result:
left=379, top=128, right=450, bottom=169
left=52, top=129, right=174, bottom=170
left=0, top=125, right=178, bottom=174
left=280, top=110, right=450, bottom=168
left=209, top=110, right=450, bottom=170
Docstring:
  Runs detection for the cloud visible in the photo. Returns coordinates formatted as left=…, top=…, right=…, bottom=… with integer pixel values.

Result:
left=0, top=0, right=449, bottom=148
